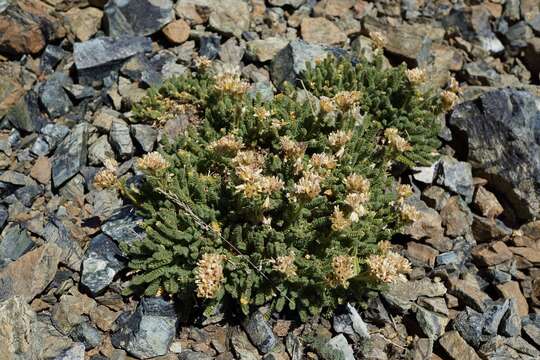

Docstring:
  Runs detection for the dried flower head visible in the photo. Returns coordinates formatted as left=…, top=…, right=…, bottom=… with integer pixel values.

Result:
left=397, top=184, right=413, bottom=201
left=384, top=128, right=413, bottom=152
left=94, top=169, right=117, bottom=190
left=366, top=251, right=411, bottom=283
left=103, top=158, right=118, bottom=171
left=329, top=130, right=353, bottom=150
left=232, top=150, right=265, bottom=169
left=331, top=255, right=356, bottom=288
left=406, top=68, right=427, bottom=85
left=137, top=152, right=170, bottom=173
left=194, top=56, right=212, bottom=70
left=213, top=65, right=249, bottom=96
left=344, top=192, right=369, bottom=222
left=319, top=96, right=335, bottom=113
left=280, top=137, right=306, bottom=160
left=195, top=253, right=226, bottom=299
left=400, top=203, right=421, bottom=222
left=378, top=240, right=392, bottom=254
left=253, top=106, right=272, bottom=120
left=330, top=206, right=352, bottom=231
left=345, top=173, right=370, bottom=194
left=370, top=31, right=386, bottom=49
left=259, top=175, right=285, bottom=193
left=273, top=252, right=297, bottom=279
left=311, top=153, right=337, bottom=170
left=295, top=171, right=323, bottom=200
left=210, top=134, right=244, bottom=155
left=333, top=91, right=362, bottom=112
left=448, top=77, right=461, bottom=94
left=441, top=90, right=458, bottom=111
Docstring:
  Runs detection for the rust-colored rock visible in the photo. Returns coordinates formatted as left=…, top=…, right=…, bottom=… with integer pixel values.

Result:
left=0, top=0, right=65, bottom=56
left=407, top=242, right=439, bottom=267
left=473, top=186, right=504, bottom=219
left=471, top=241, right=513, bottom=267
left=497, top=281, right=529, bottom=316
left=301, top=17, right=347, bottom=45
left=162, top=19, right=191, bottom=44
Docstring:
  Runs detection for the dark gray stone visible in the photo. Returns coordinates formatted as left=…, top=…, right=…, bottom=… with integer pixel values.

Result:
left=326, top=334, right=355, bottom=360
left=63, top=84, right=96, bottom=100
left=131, top=124, right=158, bottom=153
left=271, top=39, right=349, bottom=87
left=54, top=342, right=85, bottom=360
left=0, top=224, right=34, bottom=263
left=500, top=298, right=522, bottom=337
left=0, top=205, right=7, bottom=230
left=70, top=322, right=102, bottom=350
left=285, top=333, right=303, bottom=360
left=111, top=297, right=178, bottom=359
left=436, top=251, right=458, bottom=266
left=463, top=61, right=501, bottom=86
left=416, top=306, right=448, bottom=340
left=15, top=184, right=42, bottom=207
left=81, top=234, right=126, bottom=296
left=199, top=35, right=221, bottom=60
left=109, top=119, right=134, bottom=159
left=243, top=311, right=278, bottom=354
left=454, top=307, right=485, bottom=348
left=120, top=55, right=162, bottom=87
left=5, top=91, right=46, bottom=133
left=41, top=45, right=69, bottom=73
left=52, top=123, right=88, bottom=188
left=104, top=0, right=174, bottom=37
left=333, top=303, right=370, bottom=341
left=39, top=72, right=73, bottom=118
left=448, top=88, right=540, bottom=220
left=101, top=206, right=144, bottom=246
left=435, top=156, right=474, bottom=203
left=505, top=21, right=534, bottom=48
left=73, top=36, right=152, bottom=82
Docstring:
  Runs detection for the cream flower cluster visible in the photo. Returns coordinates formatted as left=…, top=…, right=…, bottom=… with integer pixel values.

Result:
left=331, top=255, right=357, bottom=288
left=367, top=241, right=411, bottom=283
left=384, top=128, right=412, bottom=153
left=195, top=253, right=226, bottom=299
left=136, top=152, right=170, bottom=173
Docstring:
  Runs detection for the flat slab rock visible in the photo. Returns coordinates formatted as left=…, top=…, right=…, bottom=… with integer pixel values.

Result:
left=448, top=88, right=540, bottom=220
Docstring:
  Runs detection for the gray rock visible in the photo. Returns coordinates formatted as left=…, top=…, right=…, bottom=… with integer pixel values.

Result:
left=0, top=297, right=73, bottom=359
left=15, top=184, right=42, bottom=207
left=500, top=298, right=521, bottom=337
left=52, top=123, right=88, bottom=188
left=102, top=206, right=144, bottom=246
left=326, top=334, right=355, bottom=360
left=436, top=251, right=458, bottom=266
left=39, top=72, right=73, bottom=118
left=42, top=220, right=84, bottom=271
left=104, top=0, right=174, bottom=37
left=479, top=335, right=540, bottom=359
left=435, top=156, right=474, bottom=203
left=131, top=124, right=158, bottom=152
left=178, top=350, right=213, bottom=360
left=81, top=234, right=126, bottom=295
left=208, top=0, right=250, bottom=37
left=243, top=311, right=277, bottom=354
left=333, top=303, right=370, bottom=341
left=54, top=342, right=85, bottom=360
left=5, top=91, right=45, bottom=133
left=416, top=306, right=448, bottom=340
left=453, top=307, right=485, bottom=348
left=505, top=21, right=534, bottom=48
left=231, top=328, right=260, bottom=360
left=70, top=322, right=102, bottom=350
left=109, top=119, right=134, bottom=159
left=448, top=88, right=540, bottom=220
left=0, top=205, right=7, bottom=230
left=268, top=0, right=305, bottom=7
left=41, top=45, right=69, bottom=73
left=271, top=40, right=348, bottom=87
left=88, top=136, right=115, bottom=166
left=463, top=61, right=501, bottom=86
left=199, top=34, right=221, bottom=59
left=285, top=334, right=303, bottom=360
left=0, top=224, right=34, bottom=264
left=111, top=297, right=178, bottom=359
left=40, top=123, right=71, bottom=151
left=63, top=84, right=96, bottom=100
left=74, top=36, right=152, bottom=82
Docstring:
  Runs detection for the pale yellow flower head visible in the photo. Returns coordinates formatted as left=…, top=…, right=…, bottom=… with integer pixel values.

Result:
left=195, top=253, right=226, bottom=299
left=406, top=68, right=427, bottom=85
left=273, top=252, right=297, bottom=279
left=209, top=134, right=244, bottom=155
left=331, top=255, right=357, bottom=288
left=94, top=168, right=117, bottom=190
left=330, top=206, right=352, bottom=231
left=345, top=173, right=370, bottom=194
left=384, top=128, right=413, bottom=152
left=441, top=90, right=459, bottom=111
left=294, top=171, right=322, bottom=200
left=136, top=152, right=170, bottom=173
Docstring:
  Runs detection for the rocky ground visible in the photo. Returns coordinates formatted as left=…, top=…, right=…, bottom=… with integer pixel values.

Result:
left=1, top=0, right=540, bottom=359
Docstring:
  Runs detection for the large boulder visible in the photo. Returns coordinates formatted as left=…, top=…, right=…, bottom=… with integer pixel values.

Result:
left=448, top=88, right=540, bottom=221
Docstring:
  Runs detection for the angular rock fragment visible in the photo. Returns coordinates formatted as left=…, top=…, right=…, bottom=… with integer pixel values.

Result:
left=52, top=123, right=88, bottom=188
left=104, top=0, right=174, bottom=37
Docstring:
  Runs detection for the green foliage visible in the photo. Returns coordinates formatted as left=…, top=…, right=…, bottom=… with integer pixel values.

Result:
left=122, top=55, right=446, bottom=320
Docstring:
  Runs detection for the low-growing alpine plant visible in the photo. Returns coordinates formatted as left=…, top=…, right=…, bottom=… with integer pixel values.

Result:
left=96, top=41, right=460, bottom=321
